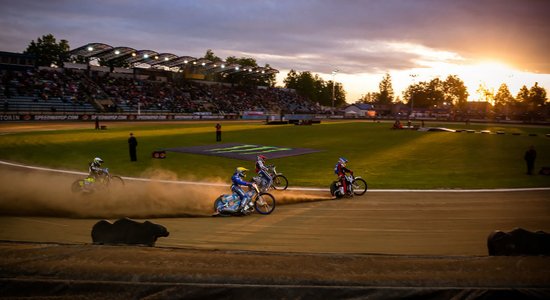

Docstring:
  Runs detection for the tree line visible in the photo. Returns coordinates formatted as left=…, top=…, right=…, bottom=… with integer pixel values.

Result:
left=359, top=72, right=548, bottom=120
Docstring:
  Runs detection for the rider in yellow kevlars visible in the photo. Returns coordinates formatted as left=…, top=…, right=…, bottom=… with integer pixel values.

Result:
left=85, top=157, right=106, bottom=188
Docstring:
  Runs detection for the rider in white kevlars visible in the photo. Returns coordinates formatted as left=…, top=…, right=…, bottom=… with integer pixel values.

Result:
left=231, top=167, right=254, bottom=210
left=255, top=155, right=272, bottom=189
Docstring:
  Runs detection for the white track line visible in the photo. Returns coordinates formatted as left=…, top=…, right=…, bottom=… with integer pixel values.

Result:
left=1, top=160, right=549, bottom=193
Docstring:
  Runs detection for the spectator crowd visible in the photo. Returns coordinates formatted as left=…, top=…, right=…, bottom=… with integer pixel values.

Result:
left=1, top=68, right=323, bottom=115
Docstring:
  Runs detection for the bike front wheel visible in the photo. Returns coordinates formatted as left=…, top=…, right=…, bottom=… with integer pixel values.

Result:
left=254, top=192, right=276, bottom=215
left=352, top=178, right=368, bottom=195
left=107, top=175, right=125, bottom=189
left=271, top=175, right=288, bottom=190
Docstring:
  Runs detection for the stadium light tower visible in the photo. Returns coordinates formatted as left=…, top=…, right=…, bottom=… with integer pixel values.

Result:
left=331, top=69, right=339, bottom=112
left=409, top=74, right=418, bottom=119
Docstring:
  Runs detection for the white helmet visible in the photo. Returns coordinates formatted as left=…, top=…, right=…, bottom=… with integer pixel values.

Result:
left=93, top=157, right=104, bottom=165
left=338, top=157, right=348, bottom=167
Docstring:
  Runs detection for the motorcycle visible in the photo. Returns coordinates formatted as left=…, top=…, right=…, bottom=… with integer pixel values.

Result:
left=213, top=183, right=276, bottom=216
left=71, top=168, right=125, bottom=194
left=253, top=165, right=289, bottom=192
left=329, top=174, right=367, bottom=199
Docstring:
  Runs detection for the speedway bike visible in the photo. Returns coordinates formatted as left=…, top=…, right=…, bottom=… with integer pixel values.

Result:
left=71, top=168, right=125, bottom=194
left=253, top=165, right=289, bottom=192
left=329, top=174, right=367, bottom=199
left=213, top=183, right=276, bottom=216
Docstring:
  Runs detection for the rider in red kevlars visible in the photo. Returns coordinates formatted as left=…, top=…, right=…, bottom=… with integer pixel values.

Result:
left=334, top=157, right=353, bottom=196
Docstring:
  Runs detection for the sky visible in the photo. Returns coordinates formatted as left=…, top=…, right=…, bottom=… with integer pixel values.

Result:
left=1, top=0, right=550, bottom=103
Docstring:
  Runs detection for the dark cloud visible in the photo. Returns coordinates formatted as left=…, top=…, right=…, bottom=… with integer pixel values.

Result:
left=1, top=0, right=549, bottom=73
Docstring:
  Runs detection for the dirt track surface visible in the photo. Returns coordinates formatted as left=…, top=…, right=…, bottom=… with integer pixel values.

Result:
left=1, top=242, right=549, bottom=299
left=1, top=165, right=550, bottom=298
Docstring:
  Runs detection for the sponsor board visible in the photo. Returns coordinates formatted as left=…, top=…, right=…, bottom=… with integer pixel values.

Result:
left=34, top=115, right=79, bottom=120
left=0, top=115, right=21, bottom=121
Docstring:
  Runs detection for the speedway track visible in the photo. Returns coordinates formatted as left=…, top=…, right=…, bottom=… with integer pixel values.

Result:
left=1, top=159, right=549, bottom=255
left=1, top=160, right=550, bottom=298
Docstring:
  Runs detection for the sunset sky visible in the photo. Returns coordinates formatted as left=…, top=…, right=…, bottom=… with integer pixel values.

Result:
left=1, top=0, right=549, bottom=103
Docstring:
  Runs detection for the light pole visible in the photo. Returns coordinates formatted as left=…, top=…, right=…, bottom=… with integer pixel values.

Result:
left=409, top=74, right=418, bottom=119
left=331, top=69, right=339, bottom=112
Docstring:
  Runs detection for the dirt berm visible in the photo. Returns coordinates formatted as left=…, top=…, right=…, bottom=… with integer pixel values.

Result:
left=1, top=241, right=549, bottom=299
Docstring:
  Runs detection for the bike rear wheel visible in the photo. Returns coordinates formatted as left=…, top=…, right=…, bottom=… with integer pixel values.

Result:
left=254, top=192, right=276, bottom=215
left=352, top=178, right=367, bottom=195
left=71, top=179, right=85, bottom=193
left=329, top=181, right=343, bottom=198
left=214, top=197, right=233, bottom=216
left=271, top=175, right=288, bottom=190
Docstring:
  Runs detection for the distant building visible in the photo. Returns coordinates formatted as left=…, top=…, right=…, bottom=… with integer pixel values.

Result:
left=344, top=103, right=375, bottom=117
left=0, top=51, right=35, bottom=71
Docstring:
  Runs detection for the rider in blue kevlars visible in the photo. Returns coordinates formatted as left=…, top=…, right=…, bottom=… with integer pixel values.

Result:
left=231, top=167, right=254, bottom=210
left=334, top=157, right=353, bottom=196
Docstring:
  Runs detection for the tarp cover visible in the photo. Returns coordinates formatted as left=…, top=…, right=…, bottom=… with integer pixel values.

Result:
left=164, top=143, right=322, bottom=161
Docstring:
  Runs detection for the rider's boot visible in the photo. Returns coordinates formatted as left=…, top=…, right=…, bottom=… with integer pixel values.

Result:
left=239, top=196, right=251, bottom=212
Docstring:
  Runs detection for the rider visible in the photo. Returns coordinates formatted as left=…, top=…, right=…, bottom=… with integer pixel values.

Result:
left=255, top=155, right=272, bottom=190
left=334, top=157, right=353, bottom=196
left=231, top=167, right=254, bottom=211
left=87, top=157, right=106, bottom=182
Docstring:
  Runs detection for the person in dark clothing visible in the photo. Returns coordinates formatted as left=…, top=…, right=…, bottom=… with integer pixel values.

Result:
left=215, top=123, right=222, bottom=142
left=524, top=145, right=536, bottom=175
left=128, top=132, right=138, bottom=161
left=95, top=117, right=100, bottom=130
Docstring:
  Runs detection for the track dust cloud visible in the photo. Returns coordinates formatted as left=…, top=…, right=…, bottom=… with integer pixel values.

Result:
left=0, top=166, right=330, bottom=219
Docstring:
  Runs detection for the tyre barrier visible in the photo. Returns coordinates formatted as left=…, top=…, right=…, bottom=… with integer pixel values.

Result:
left=487, top=227, right=550, bottom=256
left=152, top=150, right=166, bottom=159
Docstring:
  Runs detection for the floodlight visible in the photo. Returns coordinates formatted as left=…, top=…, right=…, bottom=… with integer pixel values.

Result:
left=143, top=54, right=149, bottom=58
left=87, top=46, right=93, bottom=51
left=114, top=50, right=120, bottom=55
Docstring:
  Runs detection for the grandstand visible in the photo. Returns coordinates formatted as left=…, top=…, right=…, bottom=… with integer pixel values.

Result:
left=1, top=44, right=326, bottom=120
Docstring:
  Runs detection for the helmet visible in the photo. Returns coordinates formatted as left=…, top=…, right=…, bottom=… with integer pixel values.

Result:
left=338, top=157, right=348, bottom=166
left=257, top=155, right=267, bottom=161
left=236, top=167, right=249, bottom=177
left=93, top=157, right=104, bottom=165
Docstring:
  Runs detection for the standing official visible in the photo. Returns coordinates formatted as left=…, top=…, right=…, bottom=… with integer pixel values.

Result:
left=215, top=123, right=222, bottom=142
left=128, top=132, right=138, bottom=161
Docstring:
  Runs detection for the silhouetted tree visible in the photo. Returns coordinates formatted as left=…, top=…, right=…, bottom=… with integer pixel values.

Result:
left=442, top=75, right=468, bottom=109
left=283, top=69, right=345, bottom=107
left=494, top=83, right=515, bottom=118
left=377, top=72, right=394, bottom=104
left=24, top=34, right=69, bottom=67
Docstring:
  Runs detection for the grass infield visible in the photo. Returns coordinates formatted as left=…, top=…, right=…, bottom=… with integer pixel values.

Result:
left=0, top=120, right=549, bottom=189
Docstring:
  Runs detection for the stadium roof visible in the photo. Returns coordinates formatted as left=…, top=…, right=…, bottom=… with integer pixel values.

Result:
left=69, top=43, right=278, bottom=76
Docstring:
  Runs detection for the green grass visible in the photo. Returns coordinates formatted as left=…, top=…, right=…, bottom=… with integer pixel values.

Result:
left=0, top=120, right=549, bottom=189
